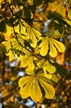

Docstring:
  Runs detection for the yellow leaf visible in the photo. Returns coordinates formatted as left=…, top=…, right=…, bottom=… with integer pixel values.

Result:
left=32, top=28, right=41, bottom=39
left=5, top=24, right=13, bottom=38
left=30, top=28, right=41, bottom=48
left=48, top=1, right=66, bottom=18
left=39, top=37, right=65, bottom=57
left=25, top=57, right=35, bottom=74
left=20, top=55, right=35, bottom=74
left=51, top=74, right=58, bottom=82
left=49, top=41, right=57, bottom=58
left=43, top=61, right=56, bottom=74
left=26, top=27, right=41, bottom=48
left=19, top=76, right=34, bottom=98
left=2, top=41, right=11, bottom=51
left=20, top=56, right=29, bottom=68
left=39, top=38, right=48, bottom=56
left=18, top=76, right=32, bottom=87
left=14, top=23, right=27, bottom=36
left=30, top=79, right=42, bottom=102
left=18, top=72, right=55, bottom=102
left=19, top=75, right=42, bottom=102
left=6, top=50, right=14, bottom=61
left=14, top=24, right=20, bottom=34
left=66, top=4, right=71, bottom=20
left=11, top=38, right=25, bottom=53
left=20, top=26, right=27, bottom=36
left=67, top=11, right=71, bottom=20
left=36, top=59, right=44, bottom=68
left=44, top=73, right=52, bottom=79
left=39, top=78, right=55, bottom=99
left=52, top=39, right=65, bottom=53
left=37, top=60, right=56, bottom=76
left=19, top=81, right=31, bottom=98
left=63, top=18, right=71, bottom=26
left=30, top=28, right=38, bottom=48
left=21, top=20, right=41, bottom=48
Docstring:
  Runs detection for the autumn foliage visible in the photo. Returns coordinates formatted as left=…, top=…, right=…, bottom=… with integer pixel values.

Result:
left=0, top=0, right=71, bottom=108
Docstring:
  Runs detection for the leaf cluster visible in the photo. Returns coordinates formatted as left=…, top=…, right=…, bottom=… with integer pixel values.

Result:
left=0, top=0, right=70, bottom=105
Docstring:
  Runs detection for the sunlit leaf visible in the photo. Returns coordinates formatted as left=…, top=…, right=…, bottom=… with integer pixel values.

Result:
left=44, top=73, right=52, bottom=79
left=19, top=80, right=32, bottom=98
left=20, top=54, right=35, bottom=74
left=51, top=38, right=65, bottom=53
left=39, top=36, right=65, bottom=57
left=19, top=20, right=41, bottom=48
left=43, top=61, right=56, bottom=74
left=14, top=22, right=27, bottom=36
left=0, top=0, right=70, bottom=106
left=63, top=18, right=71, bottom=26
left=19, top=75, right=42, bottom=102
left=18, top=72, right=55, bottom=102
left=39, top=37, right=48, bottom=56
left=2, top=41, right=11, bottom=51
left=11, top=38, right=26, bottom=54
left=39, top=78, right=55, bottom=99
left=5, top=24, right=13, bottom=38
left=26, top=27, right=41, bottom=48
left=30, top=79, right=42, bottom=102
left=37, top=59, right=56, bottom=77
left=49, top=41, right=57, bottom=58
left=6, top=50, right=14, bottom=61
